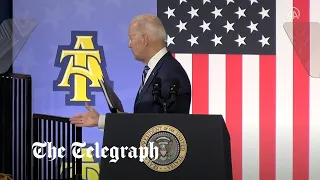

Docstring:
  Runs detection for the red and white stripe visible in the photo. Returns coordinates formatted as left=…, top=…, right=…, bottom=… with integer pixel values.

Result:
left=308, top=0, right=320, bottom=179
left=172, top=0, right=320, bottom=179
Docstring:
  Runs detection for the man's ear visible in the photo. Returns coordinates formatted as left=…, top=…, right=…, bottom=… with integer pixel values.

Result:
left=142, top=34, right=149, bottom=47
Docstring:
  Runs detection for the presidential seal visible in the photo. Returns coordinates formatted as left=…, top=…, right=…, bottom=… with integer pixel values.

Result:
left=140, top=125, right=187, bottom=172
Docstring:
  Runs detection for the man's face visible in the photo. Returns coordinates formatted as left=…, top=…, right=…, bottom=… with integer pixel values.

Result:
left=128, top=23, right=146, bottom=61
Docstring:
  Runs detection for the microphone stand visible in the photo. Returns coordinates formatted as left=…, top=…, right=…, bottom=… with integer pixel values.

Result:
left=165, top=86, right=179, bottom=112
left=153, top=95, right=168, bottom=113
left=153, top=84, right=179, bottom=113
left=162, top=101, right=167, bottom=113
left=153, top=95, right=170, bottom=113
left=153, top=89, right=179, bottom=113
left=152, top=84, right=168, bottom=113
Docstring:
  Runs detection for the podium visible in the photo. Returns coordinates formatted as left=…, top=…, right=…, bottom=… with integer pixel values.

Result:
left=99, top=113, right=232, bottom=180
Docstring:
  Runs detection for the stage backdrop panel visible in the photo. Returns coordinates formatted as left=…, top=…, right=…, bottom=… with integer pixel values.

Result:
left=13, top=0, right=156, bottom=179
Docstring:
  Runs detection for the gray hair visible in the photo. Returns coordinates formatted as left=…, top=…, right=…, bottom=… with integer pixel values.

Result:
left=131, top=14, right=167, bottom=42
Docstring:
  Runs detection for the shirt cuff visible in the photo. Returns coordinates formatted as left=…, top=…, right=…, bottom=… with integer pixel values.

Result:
left=98, top=114, right=105, bottom=131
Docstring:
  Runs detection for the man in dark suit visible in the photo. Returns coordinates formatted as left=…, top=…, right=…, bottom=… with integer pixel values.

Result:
left=69, top=14, right=191, bottom=129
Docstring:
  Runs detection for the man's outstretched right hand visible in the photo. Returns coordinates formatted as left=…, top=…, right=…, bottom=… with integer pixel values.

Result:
left=69, top=102, right=100, bottom=127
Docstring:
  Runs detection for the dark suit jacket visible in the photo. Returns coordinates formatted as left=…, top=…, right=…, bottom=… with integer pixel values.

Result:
left=133, top=52, right=191, bottom=114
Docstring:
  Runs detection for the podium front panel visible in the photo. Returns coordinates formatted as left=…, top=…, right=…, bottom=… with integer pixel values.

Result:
left=99, top=113, right=232, bottom=180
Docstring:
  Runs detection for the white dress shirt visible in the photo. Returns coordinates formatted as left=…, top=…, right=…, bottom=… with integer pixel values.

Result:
left=97, top=47, right=168, bottom=130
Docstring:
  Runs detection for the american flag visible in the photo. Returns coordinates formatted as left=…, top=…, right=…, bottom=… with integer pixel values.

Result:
left=157, top=0, right=320, bottom=180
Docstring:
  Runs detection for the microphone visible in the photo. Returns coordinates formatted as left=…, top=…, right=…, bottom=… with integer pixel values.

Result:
left=152, top=77, right=167, bottom=113
left=169, top=79, right=180, bottom=98
left=152, top=77, right=162, bottom=103
left=167, top=79, right=180, bottom=110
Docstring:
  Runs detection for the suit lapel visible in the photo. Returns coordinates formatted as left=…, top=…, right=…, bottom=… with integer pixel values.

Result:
left=134, top=55, right=166, bottom=109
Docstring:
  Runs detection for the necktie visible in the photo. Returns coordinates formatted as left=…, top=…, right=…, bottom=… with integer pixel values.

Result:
left=142, top=65, right=150, bottom=85
left=139, top=65, right=150, bottom=94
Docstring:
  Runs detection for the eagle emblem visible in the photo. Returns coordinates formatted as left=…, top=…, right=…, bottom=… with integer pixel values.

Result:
left=154, top=137, right=174, bottom=161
